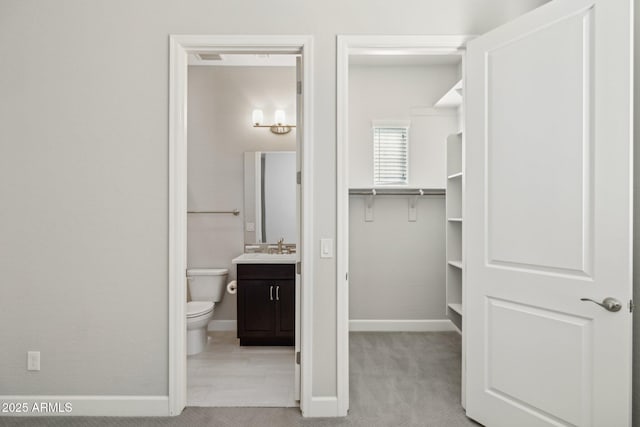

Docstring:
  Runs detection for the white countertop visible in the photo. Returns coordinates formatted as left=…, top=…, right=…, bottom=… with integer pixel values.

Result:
left=232, top=253, right=297, bottom=264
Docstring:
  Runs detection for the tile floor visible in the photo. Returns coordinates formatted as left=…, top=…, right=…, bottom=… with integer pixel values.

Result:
left=186, top=331, right=297, bottom=408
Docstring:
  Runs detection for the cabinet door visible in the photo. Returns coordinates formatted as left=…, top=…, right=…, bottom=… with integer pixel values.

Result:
left=275, top=280, right=295, bottom=338
left=238, top=280, right=276, bottom=337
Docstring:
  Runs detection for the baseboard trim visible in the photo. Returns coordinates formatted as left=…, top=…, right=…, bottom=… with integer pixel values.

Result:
left=349, top=319, right=455, bottom=332
left=302, top=396, right=344, bottom=417
left=208, top=320, right=237, bottom=331
left=0, top=395, right=169, bottom=417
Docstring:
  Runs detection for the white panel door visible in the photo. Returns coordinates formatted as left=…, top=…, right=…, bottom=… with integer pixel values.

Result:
left=465, top=0, right=633, bottom=426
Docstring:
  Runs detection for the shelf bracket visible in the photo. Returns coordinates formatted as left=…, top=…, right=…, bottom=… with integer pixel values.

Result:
left=408, top=196, right=417, bottom=221
left=408, top=189, right=423, bottom=222
left=365, top=191, right=375, bottom=222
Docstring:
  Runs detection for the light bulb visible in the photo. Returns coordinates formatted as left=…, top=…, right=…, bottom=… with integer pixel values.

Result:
left=252, top=109, right=264, bottom=126
left=274, top=110, right=286, bottom=125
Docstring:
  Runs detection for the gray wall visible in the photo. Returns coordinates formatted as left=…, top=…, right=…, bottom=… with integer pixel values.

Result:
left=349, top=64, right=460, bottom=189
left=349, top=196, right=446, bottom=320
left=187, top=66, right=295, bottom=322
left=348, top=64, right=458, bottom=322
left=0, top=0, right=550, bottom=402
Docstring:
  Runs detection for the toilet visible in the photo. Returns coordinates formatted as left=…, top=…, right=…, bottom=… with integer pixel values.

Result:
left=186, top=268, right=228, bottom=356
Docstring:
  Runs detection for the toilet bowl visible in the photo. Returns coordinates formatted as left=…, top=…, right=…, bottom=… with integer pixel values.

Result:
left=186, top=268, right=228, bottom=355
left=187, top=301, right=215, bottom=355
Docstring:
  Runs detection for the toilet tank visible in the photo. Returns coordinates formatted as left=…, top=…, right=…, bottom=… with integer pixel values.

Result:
left=187, top=268, right=229, bottom=302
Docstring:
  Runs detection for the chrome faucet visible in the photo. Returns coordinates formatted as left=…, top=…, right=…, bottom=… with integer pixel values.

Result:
left=277, top=238, right=284, bottom=254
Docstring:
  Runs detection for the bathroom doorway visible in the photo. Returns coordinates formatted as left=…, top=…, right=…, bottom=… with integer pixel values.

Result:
left=168, top=35, right=314, bottom=416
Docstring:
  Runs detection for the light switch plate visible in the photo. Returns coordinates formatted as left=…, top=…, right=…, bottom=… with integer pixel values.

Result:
left=320, top=238, right=333, bottom=258
left=245, top=222, right=255, bottom=232
left=27, top=351, right=40, bottom=371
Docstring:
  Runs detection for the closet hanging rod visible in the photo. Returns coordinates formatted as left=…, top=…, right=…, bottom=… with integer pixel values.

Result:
left=349, top=188, right=445, bottom=196
left=187, top=209, right=240, bottom=216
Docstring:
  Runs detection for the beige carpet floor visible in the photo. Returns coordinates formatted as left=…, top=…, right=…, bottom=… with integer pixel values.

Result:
left=1, top=332, right=479, bottom=427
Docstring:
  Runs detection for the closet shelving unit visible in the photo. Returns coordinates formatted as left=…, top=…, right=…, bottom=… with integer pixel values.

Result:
left=446, top=131, right=463, bottom=333
left=438, top=64, right=465, bottom=410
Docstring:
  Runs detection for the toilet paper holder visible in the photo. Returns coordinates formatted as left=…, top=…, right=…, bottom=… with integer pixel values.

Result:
left=226, top=280, right=237, bottom=295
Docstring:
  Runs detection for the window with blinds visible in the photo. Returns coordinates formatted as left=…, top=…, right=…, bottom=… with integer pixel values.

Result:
left=373, top=126, right=409, bottom=185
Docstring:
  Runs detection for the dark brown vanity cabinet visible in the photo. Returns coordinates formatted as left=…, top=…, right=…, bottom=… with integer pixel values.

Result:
left=237, top=264, right=295, bottom=346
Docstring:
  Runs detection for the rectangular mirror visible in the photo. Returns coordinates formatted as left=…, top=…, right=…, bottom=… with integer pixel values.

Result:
left=244, top=151, right=296, bottom=245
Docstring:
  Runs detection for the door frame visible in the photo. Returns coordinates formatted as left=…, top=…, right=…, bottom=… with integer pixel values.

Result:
left=336, top=35, right=473, bottom=415
left=168, top=34, right=315, bottom=416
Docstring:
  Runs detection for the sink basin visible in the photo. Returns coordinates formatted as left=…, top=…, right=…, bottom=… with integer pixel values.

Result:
left=232, top=253, right=297, bottom=264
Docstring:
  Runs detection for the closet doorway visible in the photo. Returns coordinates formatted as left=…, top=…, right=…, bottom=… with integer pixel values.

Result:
left=336, top=35, right=470, bottom=416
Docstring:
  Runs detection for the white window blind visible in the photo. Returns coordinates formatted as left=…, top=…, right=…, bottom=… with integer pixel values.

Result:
left=373, top=126, right=409, bottom=185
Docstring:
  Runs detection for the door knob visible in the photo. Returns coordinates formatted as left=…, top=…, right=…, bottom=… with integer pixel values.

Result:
left=580, top=297, right=622, bottom=312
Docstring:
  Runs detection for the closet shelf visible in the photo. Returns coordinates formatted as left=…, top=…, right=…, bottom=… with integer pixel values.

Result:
left=447, top=172, right=463, bottom=179
left=448, top=218, right=463, bottom=222
left=448, top=303, right=463, bottom=316
left=435, top=79, right=463, bottom=108
left=448, top=260, right=463, bottom=269
left=349, top=188, right=445, bottom=196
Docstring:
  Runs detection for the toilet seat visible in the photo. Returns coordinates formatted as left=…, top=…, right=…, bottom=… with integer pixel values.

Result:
left=187, top=301, right=214, bottom=318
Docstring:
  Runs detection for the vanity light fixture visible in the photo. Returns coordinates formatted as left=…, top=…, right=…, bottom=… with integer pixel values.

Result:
left=252, top=109, right=296, bottom=135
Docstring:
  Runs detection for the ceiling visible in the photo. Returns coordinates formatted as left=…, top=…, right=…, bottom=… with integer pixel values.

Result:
left=188, top=53, right=459, bottom=67
left=188, top=53, right=297, bottom=67
left=349, top=54, right=461, bottom=67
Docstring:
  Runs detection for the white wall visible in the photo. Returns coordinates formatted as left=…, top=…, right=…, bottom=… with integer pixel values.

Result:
left=0, top=0, right=550, bottom=406
left=187, top=66, right=296, bottom=321
left=349, top=65, right=460, bottom=189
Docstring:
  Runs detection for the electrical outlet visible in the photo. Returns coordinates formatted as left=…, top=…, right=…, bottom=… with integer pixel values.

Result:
left=27, top=351, right=40, bottom=371
left=245, top=222, right=255, bottom=232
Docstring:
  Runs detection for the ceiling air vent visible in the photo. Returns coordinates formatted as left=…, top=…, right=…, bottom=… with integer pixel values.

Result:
left=198, top=53, right=222, bottom=61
